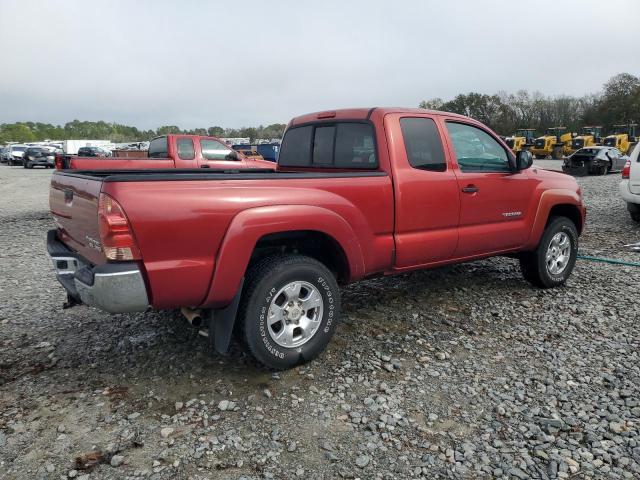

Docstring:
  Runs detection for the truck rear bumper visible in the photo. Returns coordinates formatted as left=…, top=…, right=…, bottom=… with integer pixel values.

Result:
left=47, top=230, right=149, bottom=313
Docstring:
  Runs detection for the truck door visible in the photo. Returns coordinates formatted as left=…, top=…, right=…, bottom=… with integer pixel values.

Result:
left=387, top=114, right=461, bottom=268
left=442, top=120, right=537, bottom=257
left=173, top=136, right=198, bottom=168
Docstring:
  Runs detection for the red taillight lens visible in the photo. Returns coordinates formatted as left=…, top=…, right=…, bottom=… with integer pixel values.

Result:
left=622, top=160, right=631, bottom=179
left=55, top=154, right=63, bottom=169
left=98, top=193, right=141, bottom=261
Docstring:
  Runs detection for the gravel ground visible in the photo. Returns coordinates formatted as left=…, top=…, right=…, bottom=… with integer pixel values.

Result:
left=1, top=163, right=639, bottom=480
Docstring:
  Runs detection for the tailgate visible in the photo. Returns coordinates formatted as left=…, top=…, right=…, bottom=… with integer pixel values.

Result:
left=49, top=172, right=106, bottom=265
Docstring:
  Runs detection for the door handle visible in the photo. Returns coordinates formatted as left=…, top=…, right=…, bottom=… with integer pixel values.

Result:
left=462, top=185, right=479, bottom=193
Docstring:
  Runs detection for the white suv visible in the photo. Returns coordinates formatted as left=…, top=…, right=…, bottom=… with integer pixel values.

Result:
left=620, top=143, right=640, bottom=222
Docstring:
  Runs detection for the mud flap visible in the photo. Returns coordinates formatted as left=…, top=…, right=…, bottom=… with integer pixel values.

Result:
left=208, top=278, right=244, bottom=355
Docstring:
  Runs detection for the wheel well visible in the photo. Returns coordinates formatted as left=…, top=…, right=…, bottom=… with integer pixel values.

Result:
left=548, top=204, right=583, bottom=234
left=250, top=230, right=350, bottom=283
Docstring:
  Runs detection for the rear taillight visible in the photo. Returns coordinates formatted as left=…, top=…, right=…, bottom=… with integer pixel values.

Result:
left=622, top=160, right=631, bottom=179
left=55, top=153, right=63, bottom=169
left=98, top=193, right=141, bottom=261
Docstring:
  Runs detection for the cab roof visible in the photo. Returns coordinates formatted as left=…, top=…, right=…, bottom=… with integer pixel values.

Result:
left=289, top=107, right=470, bottom=126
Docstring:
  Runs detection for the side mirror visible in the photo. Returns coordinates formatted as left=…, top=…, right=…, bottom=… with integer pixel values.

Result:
left=515, top=150, right=533, bottom=171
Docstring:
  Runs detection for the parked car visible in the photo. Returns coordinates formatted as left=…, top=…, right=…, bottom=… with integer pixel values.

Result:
left=7, top=145, right=28, bottom=165
left=22, top=147, right=55, bottom=169
left=77, top=146, right=111, bottom=157
left=56, top=135, right=275, bottom=170
left=562, top=146, right=628, bottom=176
left=47, top=107, right=585, bottom=369
left=620, top=144, right=640, bottom=222
left=0, top=147, right=10, bottom=164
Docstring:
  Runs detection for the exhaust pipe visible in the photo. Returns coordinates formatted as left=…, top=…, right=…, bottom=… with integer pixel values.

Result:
left=181, top=307, right=203, bottom=328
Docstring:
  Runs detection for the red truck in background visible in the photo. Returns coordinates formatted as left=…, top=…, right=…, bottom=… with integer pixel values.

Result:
left=48, top=107, right=586, bottom=369
left=55, top=134, right=275, bottom=170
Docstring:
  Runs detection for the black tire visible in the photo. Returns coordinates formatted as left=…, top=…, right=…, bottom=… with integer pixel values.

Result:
left=519, top=216, right=578, bottom=288
left=552, top=146, right=563, bottom=160
left=239, top=254, right=341, bottom=370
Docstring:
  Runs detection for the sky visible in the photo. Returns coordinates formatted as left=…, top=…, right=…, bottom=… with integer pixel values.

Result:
left=0, top=0, right=638, bottom=129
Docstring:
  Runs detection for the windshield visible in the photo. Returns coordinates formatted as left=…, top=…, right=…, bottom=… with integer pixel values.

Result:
left=12, top=146, right=26, bottom=152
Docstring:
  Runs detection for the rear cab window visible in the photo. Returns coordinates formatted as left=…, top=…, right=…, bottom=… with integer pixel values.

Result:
left=279, top=122, right=377, bottom=169
left=149, top=137, right=168, bottom=158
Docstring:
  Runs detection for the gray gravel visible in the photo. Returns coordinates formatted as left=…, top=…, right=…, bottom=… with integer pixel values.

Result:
left=1, top=163, right=639, bottom=479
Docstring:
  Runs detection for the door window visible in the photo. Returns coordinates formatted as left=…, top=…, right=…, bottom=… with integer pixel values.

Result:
left=446, top=122, right=510, bottom=173
left=177, top=138, right=195, bottom=160
left=200, top=139, right=234, bottom=160
left=400, top=117, right=446, bottom=172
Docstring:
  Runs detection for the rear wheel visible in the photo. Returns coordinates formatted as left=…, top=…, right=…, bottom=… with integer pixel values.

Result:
left=552, top=146, right=563, bottom=160
left=520, top=216, right=578, bottom=288
left=239, top=254, right=341, bottom=370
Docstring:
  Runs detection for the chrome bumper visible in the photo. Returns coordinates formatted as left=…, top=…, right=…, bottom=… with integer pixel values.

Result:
left=47, top=230, right=149, bottom=313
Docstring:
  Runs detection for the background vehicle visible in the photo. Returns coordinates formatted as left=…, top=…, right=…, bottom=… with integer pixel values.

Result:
left=530, top=127, right=573, bottom=159
left=504, top=128, right=536, bottom=154
left=62, top=140, right=112, bottom=155
left=0, top=147, right=10, bottom=164
left=569, top=126, right=603, bottom=154
left=47, top=107, right=585, bottom=370
left=22, top=147, right=55, bottom=169
left=603, top=123, right=638, bottom=154
left=562, top=146, right=628, bottom=176
left=235, top=148, right=265, bottom=160
left=77, top=146, right=111, bottom=157
left=7, top=145, right=27, bottom=165
left=56, top=134, right=275, bottom=170
left=620, top=144, right=640, bottom=222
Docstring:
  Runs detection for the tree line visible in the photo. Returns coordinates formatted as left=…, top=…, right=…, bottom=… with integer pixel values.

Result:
left=2, top=72, right=637, bottom=144
left=419, top=72, right=640, bottom=135
left=0, top=120, right=287, bottom=144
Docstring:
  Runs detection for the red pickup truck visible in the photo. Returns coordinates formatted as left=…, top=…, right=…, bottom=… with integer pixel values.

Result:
left=48, top=108, right=585, bottom=369
left=55, top=134, right=274, bottom=170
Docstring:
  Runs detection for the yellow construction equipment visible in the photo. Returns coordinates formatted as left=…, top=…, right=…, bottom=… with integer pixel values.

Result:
left=504, top=128, right=536, bottom=155
left=530, top=127, right=574, bottom=159
left=602, top=123, right=638, bottom=154
left=568, top=126, right=603, bottom=154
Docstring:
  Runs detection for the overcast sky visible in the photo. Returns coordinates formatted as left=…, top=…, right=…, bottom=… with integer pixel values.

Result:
left=0, top=0, right=638, bottom=129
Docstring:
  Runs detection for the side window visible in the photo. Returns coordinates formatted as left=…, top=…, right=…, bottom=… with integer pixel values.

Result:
left=446, top=122, right=510, bottom=173
left=278, top=126, right=313, bottom=166
left=200, top=139, right=234, bottom=160
left=400, top=117, right=446, bottom=172
left=176, top=138, right=195, bottom=160
left=148, top=137, right=168, bottom=158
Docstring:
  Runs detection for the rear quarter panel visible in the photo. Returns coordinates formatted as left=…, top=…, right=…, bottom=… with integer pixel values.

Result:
left=103, top=175, right=394, bottom=309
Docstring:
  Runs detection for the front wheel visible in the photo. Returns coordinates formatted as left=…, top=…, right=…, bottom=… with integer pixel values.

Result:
left=239, top=254, right=341, bottom=369
left=520, top=216, right=578, bottom=288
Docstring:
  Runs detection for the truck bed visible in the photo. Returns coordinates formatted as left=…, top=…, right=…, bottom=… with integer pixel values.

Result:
left=50, top=168, right=394, bottom=308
